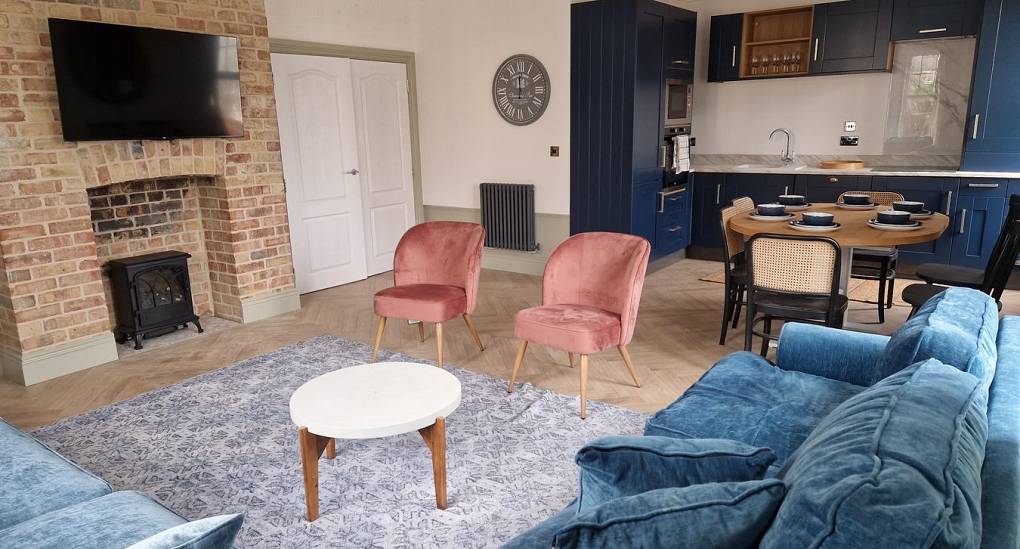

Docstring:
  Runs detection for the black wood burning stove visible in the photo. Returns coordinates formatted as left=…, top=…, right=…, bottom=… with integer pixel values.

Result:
left=107, top=251, right=203, bottom=349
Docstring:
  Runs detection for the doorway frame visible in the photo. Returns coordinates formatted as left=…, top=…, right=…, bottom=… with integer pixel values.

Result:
left=269, top=39, right=425, bottom=224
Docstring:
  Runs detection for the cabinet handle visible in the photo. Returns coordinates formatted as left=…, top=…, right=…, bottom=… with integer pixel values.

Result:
left=672, top=59, right=691, bottom=65
left=958, top=209, right=967, bottom=234
left=658, top=187, right=686, bottom=213
left=813, top=38, right=819, bottom=61
left=715, top=183, right=722, bottom=205
left=918, top=27, right=948, bottom=34
left=731, top=46, right=737, bottom=67
left=972, top=114, right=980, bottom=140
left=660, top=145, right=669, bottom=169
left=784, top=185, right=789, bottom=195
left=967, top=182, right=1000, bottom=188
left=668, top=225, right=683, bottom=232
left=944, top=190, right=953, bottom=215
left=828, top=177, right=839, bottom=183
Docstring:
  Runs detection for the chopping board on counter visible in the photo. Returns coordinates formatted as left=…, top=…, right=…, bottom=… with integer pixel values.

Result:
left=819, top=160, right=865, bottom=170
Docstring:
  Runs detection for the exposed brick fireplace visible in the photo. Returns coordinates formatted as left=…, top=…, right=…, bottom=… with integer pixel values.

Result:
left=0, top=0, right=300, bottom=385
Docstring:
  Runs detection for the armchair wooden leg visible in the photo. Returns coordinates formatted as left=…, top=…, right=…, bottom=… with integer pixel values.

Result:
left=462, top=314, right=485, bottom=352
left=371, top=316, right=386, bottom=362
left=507, top=340, right=528, bottom=393
left=568, top=352, right=575, bottom=368
left=579, top=354, right=589, bottom=419
left=617, top=345, right=641, bottom=387
left=418, top=321, right=425, bottom=342
left=436, top=322, right=444, bottom=368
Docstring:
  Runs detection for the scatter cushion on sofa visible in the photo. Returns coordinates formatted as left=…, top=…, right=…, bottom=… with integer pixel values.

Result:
left=126, top=513, right=244, bottom=549
left=0, top=417, right=112, bottom=530
left=644, top=352, right=864, bottom=465
left=761, top=359, right=988, bottom=549
left=0, top=491, right=187, bottom=549
left=575, top=436, right=776, bottom=512
left=873, top=287, right=998, bottom=385
left=553, top=480, right=785, bottom=549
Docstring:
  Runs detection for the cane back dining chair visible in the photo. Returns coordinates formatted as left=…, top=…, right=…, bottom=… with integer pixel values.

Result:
left=507, top=232, right=651, bottom=419
left=718, top=197, right=756, bottom=345
left=838, top=190, right=905, bottom=323
left=744, top=233, right=848, bottom=357
left=371, top=221, right=486, bottom=368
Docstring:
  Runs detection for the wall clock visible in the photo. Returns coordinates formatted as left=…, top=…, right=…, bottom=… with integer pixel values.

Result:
left=492, top=54, right=550, bottom=126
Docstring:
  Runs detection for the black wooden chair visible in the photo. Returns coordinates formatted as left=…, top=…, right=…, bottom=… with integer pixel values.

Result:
left=904, top=194, right=1020, bottom=315
left=744, top=233, right=848, bottom=357
left=718, top=197, right=755, bottom=345
left=838, top=190, right=905, bottom=323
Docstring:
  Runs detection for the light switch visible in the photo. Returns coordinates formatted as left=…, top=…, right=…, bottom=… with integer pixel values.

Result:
left=844, top=121, right=857, bottom=132
left=550, top=146, right=560, bottom=157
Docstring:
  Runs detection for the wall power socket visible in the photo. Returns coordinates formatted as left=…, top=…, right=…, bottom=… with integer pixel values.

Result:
left=840, top=135, right=860, bottom=146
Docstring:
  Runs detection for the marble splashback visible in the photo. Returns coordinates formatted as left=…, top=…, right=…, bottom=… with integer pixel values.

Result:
left=883, top=38, right=976, bottom=156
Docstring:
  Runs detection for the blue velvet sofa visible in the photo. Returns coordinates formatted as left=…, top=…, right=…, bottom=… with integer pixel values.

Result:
left=0, top=417, right=243, bottom=548
left=506, top=287, right=1019, bottom=548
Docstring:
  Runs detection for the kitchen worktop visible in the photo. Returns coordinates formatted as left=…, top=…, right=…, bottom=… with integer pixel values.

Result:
left=691, top=155, right=1020, bottom=179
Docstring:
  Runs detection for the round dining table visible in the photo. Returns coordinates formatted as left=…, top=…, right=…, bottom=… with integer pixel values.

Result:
left=728, top=203, right=950, bottom=323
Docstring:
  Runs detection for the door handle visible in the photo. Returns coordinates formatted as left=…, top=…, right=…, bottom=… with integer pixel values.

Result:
left=958, top=209, right=967, bottom=234
left=731, top=46, right=737, bottom=67
left=967, top=183, right=1000, bottom=188
left=972, top=114, right=980, bottom=140
left=918, top=27, right=948, bottom=34
left=813, top=38, right=819, bottom=61
left=345, top=169, right=360, bottom=175
left=944, top=190, right=953, bottom=215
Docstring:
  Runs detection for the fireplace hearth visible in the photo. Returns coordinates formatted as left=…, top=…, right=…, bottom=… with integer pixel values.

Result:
left=107, top=251, right=203, bottom=350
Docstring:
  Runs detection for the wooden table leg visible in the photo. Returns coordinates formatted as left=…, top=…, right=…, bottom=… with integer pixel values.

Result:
left=418, top=417, right=448, bottom=509
left=298, top=427, right=331, bottom=521
left=325, top=438, right=336, bottom=460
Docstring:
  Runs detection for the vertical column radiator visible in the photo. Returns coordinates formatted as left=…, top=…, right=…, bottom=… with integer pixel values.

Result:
left=479, top=183, right=539, bottom=252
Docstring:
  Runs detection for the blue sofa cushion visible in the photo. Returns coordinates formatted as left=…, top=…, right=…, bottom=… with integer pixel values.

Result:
left=874, top=287, right=998, bottom=385
left=0, top=491, right=187, bottom=549
left=126, top=513, right=244, bottom=549
left=644, top=352, right=864, bottom=465
left=0, top=417, right=112, bottom=530
left=576, top=436, right=775, bottom=512
left=981, top=316, right=1020, bottom=549
left=553, top=480, right=785, bottom=549
left=761, top=359, right=988, bottom=549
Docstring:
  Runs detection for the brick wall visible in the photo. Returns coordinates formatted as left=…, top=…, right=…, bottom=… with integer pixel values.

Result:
left=0, top=0, right=294, bottom=356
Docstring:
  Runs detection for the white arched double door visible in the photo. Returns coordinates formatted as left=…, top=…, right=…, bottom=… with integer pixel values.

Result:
left=273, top=54, right=415, bottom=294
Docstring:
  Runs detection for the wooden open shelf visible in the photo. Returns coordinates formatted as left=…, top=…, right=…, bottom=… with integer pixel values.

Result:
left=740, top=6, right=814, bottom=78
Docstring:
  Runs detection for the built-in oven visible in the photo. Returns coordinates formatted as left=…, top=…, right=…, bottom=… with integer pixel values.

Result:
left=664, top=78, right=693, bottom=128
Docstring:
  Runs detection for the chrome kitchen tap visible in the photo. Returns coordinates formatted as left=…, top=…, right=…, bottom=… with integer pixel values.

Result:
left=769, top=128, right=794, bottom=164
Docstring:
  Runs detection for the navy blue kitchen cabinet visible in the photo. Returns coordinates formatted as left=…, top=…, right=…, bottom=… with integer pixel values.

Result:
left=691, top=173, right=728, bottom=249
left=961, top=0, right=1020, bottom=172
left=570, top=0, right=696, bottom=257
left=810, top=0, right=894, bottom=74
left=950, top=179, right=1009, bottom=269
left=873, top=176, right=958, bottom=264
left=656, top=184, right=692, bottom=255
left=727, top=173, right=796, bottom=205
left=795, top=174, right=872, bottom=203
left=707, top=14, right=743, bottom=82
left=890, top=0, right=983, bottom=40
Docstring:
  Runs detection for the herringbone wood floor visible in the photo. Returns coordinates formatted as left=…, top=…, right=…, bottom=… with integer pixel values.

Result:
left=3, top=259, right=1017, bottom=430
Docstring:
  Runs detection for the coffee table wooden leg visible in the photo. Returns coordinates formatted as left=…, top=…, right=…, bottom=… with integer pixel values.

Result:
left=298, top=427, right=331, bottom=521
left=325, top=438, right=336, bottom=460
left=418, top=417, right=448, bottom=509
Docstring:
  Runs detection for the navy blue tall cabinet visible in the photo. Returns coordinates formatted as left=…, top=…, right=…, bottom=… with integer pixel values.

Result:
left=570, top=0, right=696, bottom=257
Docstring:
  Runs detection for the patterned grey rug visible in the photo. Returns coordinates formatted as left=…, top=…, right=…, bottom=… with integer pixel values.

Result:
left=32, top=336, right=648, bottom=548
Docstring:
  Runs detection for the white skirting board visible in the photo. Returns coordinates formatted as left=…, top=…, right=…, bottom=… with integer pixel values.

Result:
left=1, top=332, right=119, bottom=386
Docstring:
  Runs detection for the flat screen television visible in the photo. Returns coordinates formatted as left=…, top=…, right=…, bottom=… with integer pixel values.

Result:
left=49, top=18, right=243, bottom=142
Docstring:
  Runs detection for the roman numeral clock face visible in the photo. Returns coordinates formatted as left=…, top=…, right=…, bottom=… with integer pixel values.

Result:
left=492, top=54, right=550, bottom=126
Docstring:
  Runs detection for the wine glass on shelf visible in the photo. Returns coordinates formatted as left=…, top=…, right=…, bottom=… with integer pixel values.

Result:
left=772, top=54, right=781, bottom=75
left=782, top=53, right=791, bottom=73
left=793, top=52, right=802, bottom=72
left=750, top=55, right=759, bottom=75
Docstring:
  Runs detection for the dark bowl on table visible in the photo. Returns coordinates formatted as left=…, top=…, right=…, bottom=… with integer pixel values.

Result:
left=842, top=194, right=872, bottom=206
left=892, top=200, right=925, bottom=213
left=757, top=203, right=787, bottom=217
left=801, top=212, right=836, bottom=226
left=778, top=194, right=807, bottom=206
left=877, top=210, right=913, bottom=225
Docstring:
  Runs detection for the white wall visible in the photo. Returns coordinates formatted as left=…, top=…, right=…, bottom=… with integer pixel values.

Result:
left=683, top=0, right=893, bottom=156
left=264, top=0, right=423, bottom=52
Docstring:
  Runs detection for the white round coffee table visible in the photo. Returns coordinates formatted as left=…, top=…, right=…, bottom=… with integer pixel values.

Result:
left=289, top=361, right=461, bottom=521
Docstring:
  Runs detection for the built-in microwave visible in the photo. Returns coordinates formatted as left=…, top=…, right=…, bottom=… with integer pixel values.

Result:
left=664, top=78, right=693, bottom=128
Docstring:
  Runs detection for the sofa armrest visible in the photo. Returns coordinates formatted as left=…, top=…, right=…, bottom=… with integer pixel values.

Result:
left=774, top=323, right=889, bottom=386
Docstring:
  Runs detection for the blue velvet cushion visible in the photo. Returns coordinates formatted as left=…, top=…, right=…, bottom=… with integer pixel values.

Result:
left=873, top=287, right=999, bottom=385
left=644, top=352, right=864, bottom=465
left=774, top=322, right=890, bottom=386
left=982, top=316, right=1020, bottom=549
left=761, top=359, right=988, bottom=549
left=553, top=480, right=785, bottom=549
left=126, top=513, right=244, bottom=549
left=575, top=436, right=776, bottom=512
left=0, top=417, right=112, bottom=529
left=0, top=491, right=188, bottom=549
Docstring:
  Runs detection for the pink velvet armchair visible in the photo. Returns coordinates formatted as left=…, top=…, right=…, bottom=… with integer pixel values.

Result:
left=371, top=221, right=486, bottom=367
left=507, top=232, right=651, bottom=418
